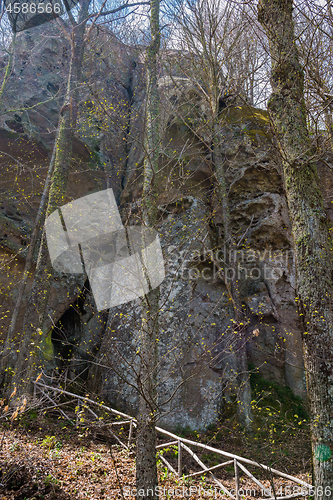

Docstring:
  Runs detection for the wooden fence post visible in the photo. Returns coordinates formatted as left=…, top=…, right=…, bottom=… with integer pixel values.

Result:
left=178, top=440, right=182, bottom=478
left=76, top=399, right=80, bottom=428
left=128, top=419, right=133, bottom=447
left=234, top=458, right=240, bottom=500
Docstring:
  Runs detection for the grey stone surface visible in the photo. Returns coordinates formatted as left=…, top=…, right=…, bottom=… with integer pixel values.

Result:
left=0, top=26, right=318, bottom=429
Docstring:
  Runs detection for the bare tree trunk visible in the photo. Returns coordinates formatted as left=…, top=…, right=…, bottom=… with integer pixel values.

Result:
left=136, top=0, right=160, bottom=497
left=0, top=132, right=59, bottom=388
left=0, top=32, right=16, bottom=105
left=4, top=128, right=59, bottom=348
left=258, top=0, right=333, bottom=496
left=136, top=288, right=159, bottom=499
left=14, top=92, right=74, bottom=389
left=323, top=106, right=333, bottom=150
left=10, top=0, right=91, bottom=391
left=213, top=123, right=253, bottom=430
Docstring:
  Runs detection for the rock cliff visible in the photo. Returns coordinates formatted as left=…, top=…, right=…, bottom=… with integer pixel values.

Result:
left=1, top=23, right=327, bottom=429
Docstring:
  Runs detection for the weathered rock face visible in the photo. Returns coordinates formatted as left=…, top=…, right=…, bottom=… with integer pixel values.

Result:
left=0, top=23, right=324, bottom=429
left=0, top=23, right=139, bottom=340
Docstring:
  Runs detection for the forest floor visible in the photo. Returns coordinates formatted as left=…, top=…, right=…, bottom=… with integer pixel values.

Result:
left=0, top=405, right=312, bottom=500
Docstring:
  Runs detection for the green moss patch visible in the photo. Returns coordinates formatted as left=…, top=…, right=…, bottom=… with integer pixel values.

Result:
left=220, top=105, right=269, bottom=127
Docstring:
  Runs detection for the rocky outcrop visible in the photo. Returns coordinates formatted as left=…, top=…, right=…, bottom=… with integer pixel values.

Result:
left=0, top=23, right=323, bottom=429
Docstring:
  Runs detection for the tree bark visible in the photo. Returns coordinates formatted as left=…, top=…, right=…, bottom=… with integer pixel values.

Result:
left=175, top=0, right=254, bottom=430
left=9, top=0, right=91, bottom=391
left=213, top=124, right=253, bottom=430
left=0, top=32, right=16, bottom=105
left=14, top=102, right=74, bottom=388
left=136, top=288, right=159, bottom=499
left=1, top=126, right=59, bottom=383
left=135, top=0, right=160, bottom=498
left=258, top=0, right=333, bottom=496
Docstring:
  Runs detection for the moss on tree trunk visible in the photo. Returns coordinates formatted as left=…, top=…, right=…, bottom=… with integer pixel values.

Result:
left=8, top=0, right=91, bottom=391
left=258, top=0, right=333, bottom=496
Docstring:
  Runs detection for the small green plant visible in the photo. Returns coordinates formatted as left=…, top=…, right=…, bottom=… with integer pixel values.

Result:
left=198, top=475, right=207, bottom=490
left=170, top=444, right=178, bottom=458
left=41, top=435, right=61, bottom=453
left=55, top=440, right=62, bottom=450
left=51, top=450, right=62, bottom=460
left=161, top=466, right=168, bottom=480
left=43, top=474, right=60, bottom=487
left=90, top=452, right=101, bottom=462
left=182, top=473, right=194, bottom=485
left=9, top=442, right=20, bottom=451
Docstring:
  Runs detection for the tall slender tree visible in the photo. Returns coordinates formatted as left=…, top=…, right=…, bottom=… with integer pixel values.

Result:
left=4, top=0, right=155, bottom=390
left=135, top=0, right=161, bottom=497
left=170, top=0, right=254, bottom=429
left=8, top=0, right=91, bottom=390
left=258, top=0, right=333, bottom=496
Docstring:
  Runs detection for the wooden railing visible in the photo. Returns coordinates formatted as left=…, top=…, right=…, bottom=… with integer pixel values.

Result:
left=34, top=380, right=312, bottom=500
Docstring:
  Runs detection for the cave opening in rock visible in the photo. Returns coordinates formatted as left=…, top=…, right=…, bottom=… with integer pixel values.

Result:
left=51, top=280, right=89, bottom=374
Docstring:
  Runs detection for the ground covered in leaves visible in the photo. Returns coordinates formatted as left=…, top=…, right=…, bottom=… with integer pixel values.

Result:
left=0, top=402, right=312, bottom=500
